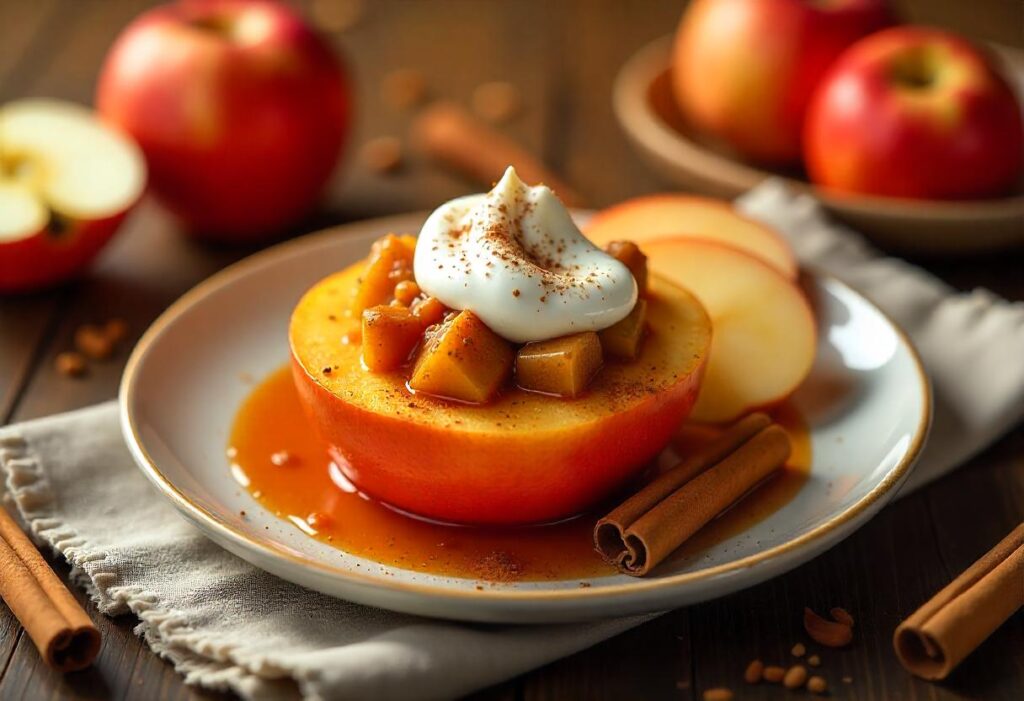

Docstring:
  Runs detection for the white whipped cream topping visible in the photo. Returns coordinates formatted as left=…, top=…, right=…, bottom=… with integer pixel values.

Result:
left=414, top=167, right=637, bottom=343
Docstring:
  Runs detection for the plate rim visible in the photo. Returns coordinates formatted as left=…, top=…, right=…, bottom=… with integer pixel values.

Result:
left=119, top=214, right=933, bottom=604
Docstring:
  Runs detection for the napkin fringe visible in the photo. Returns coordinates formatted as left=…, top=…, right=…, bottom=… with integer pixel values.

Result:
left=0, top=430, right=298, bottom=700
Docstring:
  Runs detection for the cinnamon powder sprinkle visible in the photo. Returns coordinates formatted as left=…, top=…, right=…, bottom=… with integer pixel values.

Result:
left=474, top=551, right=524, bottom=582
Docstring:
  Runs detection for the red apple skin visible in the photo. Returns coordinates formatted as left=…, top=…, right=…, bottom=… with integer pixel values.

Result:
left=96, top=0, right=350, bottom=241
left=673, top=0, right=891, bottom=164
left=804, top=27, right=1024, bottom=199
left=0, top=215, right=128, bottom=294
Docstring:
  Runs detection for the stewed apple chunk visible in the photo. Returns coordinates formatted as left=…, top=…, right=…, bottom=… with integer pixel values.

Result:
left=410, top=295, right=447, bottom=327
left=352, top=233, right=417, bottom=313
left=599, top=298, right=648, bottom=360
left=605, top=240, right=648, bottom=296
left=409, top=310, right=514, bottom=403
left=515, top=332, right=603, bottom=398
left=393, top=280, right=421, bottom=306
left=361, top=305, right=423, bottom=371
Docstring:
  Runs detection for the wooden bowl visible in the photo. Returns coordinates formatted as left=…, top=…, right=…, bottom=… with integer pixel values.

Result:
left=613, top=37, right=1024, bottom=254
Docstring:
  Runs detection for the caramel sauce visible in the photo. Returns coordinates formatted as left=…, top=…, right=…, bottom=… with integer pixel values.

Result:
left=228, top=366, right=811, bottom=582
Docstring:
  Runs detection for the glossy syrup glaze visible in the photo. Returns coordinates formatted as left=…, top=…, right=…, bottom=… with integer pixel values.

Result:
left=228, top=366, right=811, bottom=582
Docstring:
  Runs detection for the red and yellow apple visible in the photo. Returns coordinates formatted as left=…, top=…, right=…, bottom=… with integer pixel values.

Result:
left=290, top=261, right=711, bottom=525
left=643, top=239, right=817, bottom=423
left=97, top=0, right=350, bottom=241
left=804, top=26, right=1024, bottom=199
left=584, top=194, right=798, bottom=280
left=672, top=0, right=890, bottom=164
left=0, top=100, right=146, bottom=293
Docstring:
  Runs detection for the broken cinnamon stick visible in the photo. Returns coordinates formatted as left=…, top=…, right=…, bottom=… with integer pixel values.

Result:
left=595, top=417, right=790, bottom=576
left=411, top=101, right=586, bottom=207
left=894, top=522, right=1024, bottom=680
left=0, top=507, right=100, bottom=672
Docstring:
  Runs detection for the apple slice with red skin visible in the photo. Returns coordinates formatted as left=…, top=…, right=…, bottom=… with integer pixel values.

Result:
left=585, top=195, right=798, bottom=280
left=643, top=238, right=816, bottom=423
left=0, top=100, right=146, bottom=293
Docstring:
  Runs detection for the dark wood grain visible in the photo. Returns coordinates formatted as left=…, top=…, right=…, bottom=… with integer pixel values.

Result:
left=0, top=0, right=1022, bottom=700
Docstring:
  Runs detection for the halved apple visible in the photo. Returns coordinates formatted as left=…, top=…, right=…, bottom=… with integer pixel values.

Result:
left=643, top=239, right=816, bottom=423
left=585, top=195, right=797, bottom=280
left=0, top=99, right=146, bottom=293
left=291, top=260, right=712, bottom=525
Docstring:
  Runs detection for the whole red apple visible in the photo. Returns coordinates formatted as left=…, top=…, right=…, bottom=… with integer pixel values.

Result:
left=1, top=100, right=146, bottom=293
left=97, top=0, right=350, bottom=241
left=804, top=27, right=1023, bottom=200
left=672, top=0, right=891, bottom=165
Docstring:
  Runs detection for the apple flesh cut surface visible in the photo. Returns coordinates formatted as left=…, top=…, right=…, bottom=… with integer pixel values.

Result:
left=585, top=195, right=797, bottom=280
left=0, top=100, right=145, bottom=292
left=290, top=261, right=711, bottom=525
left=643, top=239, right=816, bottom=423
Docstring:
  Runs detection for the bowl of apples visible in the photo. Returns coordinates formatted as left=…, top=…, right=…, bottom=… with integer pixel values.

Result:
left=613, top=0, right=1024, bottom=254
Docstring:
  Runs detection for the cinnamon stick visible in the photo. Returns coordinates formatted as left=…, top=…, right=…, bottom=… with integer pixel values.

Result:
left=411, top=101, right=586, bottom=208
left=595, top=419, right=790, bottom=576
left=894, top=522, right=1024, bottom=680
left=0, top=508, right=100, bottom=672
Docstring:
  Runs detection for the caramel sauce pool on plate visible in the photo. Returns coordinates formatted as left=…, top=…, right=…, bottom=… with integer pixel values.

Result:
left=228, top=366, right=811, bottom=582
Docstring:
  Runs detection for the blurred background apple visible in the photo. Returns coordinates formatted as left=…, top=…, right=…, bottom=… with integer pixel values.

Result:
left=96, top=0, right=350, bottom=242
left=0, top=99, right=146, bottom=293
left=672, top=0, right=891, bottom=165
left=804, top=26, right=1024, bottom=199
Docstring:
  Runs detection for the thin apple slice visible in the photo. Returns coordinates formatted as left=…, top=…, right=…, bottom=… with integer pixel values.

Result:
left=644, top=238, right=816, bottom=423
left=585, top=195, right=797, bottom=280
left=0, top=99, right=145, bottom=225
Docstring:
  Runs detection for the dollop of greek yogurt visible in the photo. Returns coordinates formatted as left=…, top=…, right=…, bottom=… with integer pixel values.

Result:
left=414, top=167, right=637, bottom=343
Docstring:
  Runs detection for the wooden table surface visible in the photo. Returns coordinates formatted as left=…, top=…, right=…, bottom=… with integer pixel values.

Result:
left=1, top=1, right=1022, bottom=699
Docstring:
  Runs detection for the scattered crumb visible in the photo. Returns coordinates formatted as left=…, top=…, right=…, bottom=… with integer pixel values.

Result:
left=239, top=510, right=246, bottom=517
left=791, top=642, right=806, bottom=657
left=55, top=351, right=87, bottom=378
left=842, top=675, right=853, bottom=684
left=309, top=0, right=363, bottom=32
left=807, top=654, right=821, bottom=667
left=763, top=666, right=785, bottom=683
left=382, top=68, right=427, bottom=110
left=471, top=81, right=522, bottom=123
left=74, top=324, right=114, bottom=360
left=743, top=659, right=763, bottom=684
left=360, top=136, right=403, bottom=174
left=104, top=318, right=129, bottom=343
left=831, top=606, right=855, bottom=627
left=578, top=581, right=591, bottom=588
left=807, top=675, right=828, bottom=694
left=701, top=688, right=733, bottom=701
left=270, top=451, right=297, bottom=467
left=783, top=665, right=808, bottom=690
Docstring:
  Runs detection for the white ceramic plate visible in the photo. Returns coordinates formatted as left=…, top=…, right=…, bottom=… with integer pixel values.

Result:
left=120, top=213, right=931, bottom=623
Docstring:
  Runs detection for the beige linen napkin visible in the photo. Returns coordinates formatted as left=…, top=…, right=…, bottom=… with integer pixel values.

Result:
left=1, top=182, right=1022, bottom=700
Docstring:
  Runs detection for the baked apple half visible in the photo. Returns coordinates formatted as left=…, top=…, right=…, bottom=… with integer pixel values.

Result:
left=290, top=259, right=710, bottom=525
